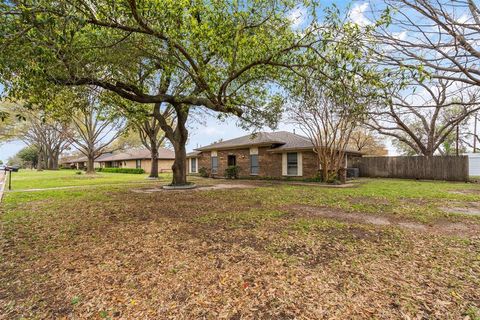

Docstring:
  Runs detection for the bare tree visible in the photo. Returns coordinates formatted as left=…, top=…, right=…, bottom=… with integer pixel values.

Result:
left=368, top=75, right=479, bottom=155
left=348, top=127, right=388, bottom=156
left=289, top=85, right=360, bottom=183
left=17, top=110, right=71, bottom=170
left=375, top=0, right=480, bottom=87
left=457, top=114, right=479, bottom=153
left=69, top=95, right=125, bottom=174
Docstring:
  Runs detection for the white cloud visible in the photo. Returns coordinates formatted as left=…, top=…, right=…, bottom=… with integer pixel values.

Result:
left=288, top=6, right=307, bottom=29
left=457, top=14, right=469, bottom=24
left=349, top=2, right=372, bottom=26
left=392, top=31, right=408, bottom=41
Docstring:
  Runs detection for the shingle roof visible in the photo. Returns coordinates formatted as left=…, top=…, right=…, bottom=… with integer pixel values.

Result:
left=195, top=131, right=290, bottom=151
left=99, top=148, right=175, bottom=162
left=61, top=148, right=175, bottom=164
left=61, top=152, right=113, bottom=164
left=186, top=151, right=201, bottom=158
left=267, top=132, right=314, bottom=151
left=195, top=131, right=362, bottom=155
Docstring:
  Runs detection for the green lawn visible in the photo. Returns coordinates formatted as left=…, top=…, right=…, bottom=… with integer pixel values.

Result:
left=245, top=178, right=480, bottom=222
left=1, top=172, right=479, bottom=319
left=8, top=169, right=172, bottom=190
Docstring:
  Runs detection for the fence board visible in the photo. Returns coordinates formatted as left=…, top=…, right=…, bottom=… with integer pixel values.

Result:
left=351, top=156, right=469, bottom=181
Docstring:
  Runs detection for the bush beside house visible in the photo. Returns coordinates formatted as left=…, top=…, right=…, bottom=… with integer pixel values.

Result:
left=97, top=168, right=145, bottom=174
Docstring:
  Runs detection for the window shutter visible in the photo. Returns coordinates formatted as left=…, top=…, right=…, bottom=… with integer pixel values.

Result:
left=298, top=152, right=303, bottom=176
left=282, top=153, right=287, bottom=176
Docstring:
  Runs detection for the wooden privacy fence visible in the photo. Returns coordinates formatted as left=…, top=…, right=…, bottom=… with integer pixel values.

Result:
left=351, top=156, right=469, bottom=182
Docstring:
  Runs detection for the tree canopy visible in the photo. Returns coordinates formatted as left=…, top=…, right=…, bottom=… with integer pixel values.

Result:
left=0, top=0, right=311, bottom=126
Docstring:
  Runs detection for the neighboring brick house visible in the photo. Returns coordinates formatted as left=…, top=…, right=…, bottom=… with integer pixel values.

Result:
left=186, top=131, right=362, bottom=179
left=61, top=148, right=175, bottom=173
left=60, top=153, right=112, bottom=170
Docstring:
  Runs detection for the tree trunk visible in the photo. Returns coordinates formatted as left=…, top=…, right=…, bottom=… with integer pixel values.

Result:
left=171, top=139, right=187, bottom=185
left=423, top=149, right=434, bottom=156
left=338, top=168, right=347, bottom=184
left=149, top=143, right=159, bottom=179
left=37, top=148, right=45, bottom=171
left=47, top=153, right=54, bottom=170
left=163, top=105, right=189, bottom=186
left=51, top=151, right=59, bottom=170
left=86, top=155, right=95, bottom=174
left=153, top=103, right=189, bottom=186
left=320, top=155, right=330, bottom=182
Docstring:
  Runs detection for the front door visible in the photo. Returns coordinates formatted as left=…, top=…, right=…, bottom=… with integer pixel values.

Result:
left=228, top=155, right=236, bottom=166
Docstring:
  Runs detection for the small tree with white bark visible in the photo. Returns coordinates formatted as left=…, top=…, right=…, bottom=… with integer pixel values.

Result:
left=289, top=85, right=362, bottom=183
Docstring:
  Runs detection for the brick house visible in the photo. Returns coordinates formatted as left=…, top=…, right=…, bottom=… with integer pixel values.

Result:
left=186, top=131, right=362, bottom=179
left=97, top=148, right=175, bottom=173
left=61, top=148, right=175, bottom=173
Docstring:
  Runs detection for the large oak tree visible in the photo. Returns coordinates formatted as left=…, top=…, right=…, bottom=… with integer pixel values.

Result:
left=0, top=0, right=316, bottom=185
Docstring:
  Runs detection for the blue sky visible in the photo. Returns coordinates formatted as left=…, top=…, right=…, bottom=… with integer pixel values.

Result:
left=0, top=107, right=395, bottom=163
left=0, top=1, right=396, bottom=162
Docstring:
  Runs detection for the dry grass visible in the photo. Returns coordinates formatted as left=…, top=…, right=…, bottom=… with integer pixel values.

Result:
left=1, top=178, right=479, bottom=319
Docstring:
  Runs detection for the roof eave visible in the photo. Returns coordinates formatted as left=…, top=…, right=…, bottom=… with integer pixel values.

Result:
left=195, top=141, right=285, bottom=152
left=268, top=147, right=364, bottom=155
left=267, top=146, right=314, bottom=153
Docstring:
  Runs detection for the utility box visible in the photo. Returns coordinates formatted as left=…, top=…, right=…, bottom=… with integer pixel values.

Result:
left=347, top=167, right=359, bottom=178
left=465, top=153, right=480, bottom=176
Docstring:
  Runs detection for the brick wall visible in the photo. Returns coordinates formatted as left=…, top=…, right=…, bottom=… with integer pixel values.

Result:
left=301, top=151, right=319, bottom=178
left=258, top=147, right=283, bottom=178
left=190, top=147, right=363, bottom=179
left=122, top=159, right=174, bottom=173
left=197, top=152, right=211, bottom=175
left=192, top=147, right=321, bottom=179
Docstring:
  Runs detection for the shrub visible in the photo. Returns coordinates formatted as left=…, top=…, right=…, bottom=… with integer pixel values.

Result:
left=101, top=167, right=145, bottom=174
left=198, top=167, right=209, bottom=178
left=95, top=167, right=103, bottom=172
left=225, top=165, right=239, bottom=179
left=75, top=171, right=82, bottom=175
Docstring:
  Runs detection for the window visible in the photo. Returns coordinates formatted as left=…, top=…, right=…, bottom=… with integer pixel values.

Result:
left=211, top=156, right=218, bottom=173
left=136, top=159, right=142, bottom=169
left=112, top=161, right=119, bottom=168
left=191, top=158, right=197, bottom=173
left=287, top=152, right=298, bottom=176
left=250, top=154, right=259, bottom=175
left=228, top=155, right=236, bottom=166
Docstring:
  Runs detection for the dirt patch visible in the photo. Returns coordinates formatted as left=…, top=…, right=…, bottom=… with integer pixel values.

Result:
left=348, top=196, right=391, bottom=206
left=397, top=222, right=427, bottom=231
left=448, top=189, right=480, bottom=196
left=440, top=202, right=480, bottom=216
left=289, top=205, right=391, bottom=226
left=286, top=205, right=480, bottom=237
